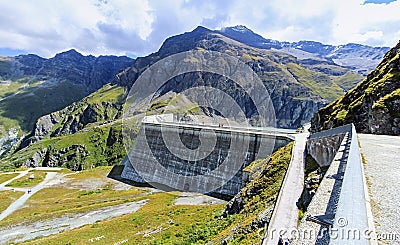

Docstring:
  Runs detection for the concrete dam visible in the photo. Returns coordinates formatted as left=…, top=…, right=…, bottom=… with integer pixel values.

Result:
left=110, top=117, right=294, bottom=198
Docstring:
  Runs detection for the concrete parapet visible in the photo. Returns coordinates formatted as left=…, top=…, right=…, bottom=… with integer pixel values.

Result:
left=308, top=124, right=352, bottom=140
left=330, top=125, right=373, bottom=245
left=291, top=124, right=374, bottom=244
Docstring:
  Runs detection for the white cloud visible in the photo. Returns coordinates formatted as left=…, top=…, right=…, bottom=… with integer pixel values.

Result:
left=0, top=0, right=399, bottom=57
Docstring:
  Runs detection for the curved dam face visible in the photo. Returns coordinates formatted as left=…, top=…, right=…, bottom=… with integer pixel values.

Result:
left=111, top=122, right=293, bottom=199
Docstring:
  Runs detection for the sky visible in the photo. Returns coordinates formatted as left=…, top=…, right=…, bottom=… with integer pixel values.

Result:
left=0, top=0, right=399, bottom=58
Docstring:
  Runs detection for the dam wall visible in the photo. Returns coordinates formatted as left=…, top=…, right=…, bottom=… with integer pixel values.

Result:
left=117, top=122, right=293, bottom=198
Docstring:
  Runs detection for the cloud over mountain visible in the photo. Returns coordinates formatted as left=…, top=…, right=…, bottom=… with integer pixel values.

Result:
left=0, top=0, right=399, bottom=57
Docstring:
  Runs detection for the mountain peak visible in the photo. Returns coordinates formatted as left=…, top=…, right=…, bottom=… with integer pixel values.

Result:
left=56, top=49, right=82, bottom=57
left=53, top=49, right=84, bottom=61
left=218, top=25, right=281, bottom=50
left=192, top=26, right=212, bottom=33
left=226, top=25, right=253, bottom=33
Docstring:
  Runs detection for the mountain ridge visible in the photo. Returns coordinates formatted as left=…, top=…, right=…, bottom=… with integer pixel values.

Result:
left=218, top=25, right=389, bottom=74
left=112, top=25, right=368, bottom=127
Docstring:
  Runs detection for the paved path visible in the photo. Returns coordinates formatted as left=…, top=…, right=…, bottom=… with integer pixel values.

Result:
left=358, top=134, right=400, bottom=244
left=0, top=170, right=29, bottom=188
left=0, top=171, right=59, bottom=221
left=263, top=132, right=308, bottom=245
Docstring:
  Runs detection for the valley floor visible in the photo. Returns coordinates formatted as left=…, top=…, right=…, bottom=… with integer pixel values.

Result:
left=0, top=166, right=226, bottom=244
left=359, top=134, right=400, bottom=244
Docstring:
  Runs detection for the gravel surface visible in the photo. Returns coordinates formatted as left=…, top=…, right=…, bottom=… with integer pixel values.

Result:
left=0, top=199, right=148, bottom=244
left=173, top=192, right=226, bottom=205
left=358, top=134, right=400, bottom=244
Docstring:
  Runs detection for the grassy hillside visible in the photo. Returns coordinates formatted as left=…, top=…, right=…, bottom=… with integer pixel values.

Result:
left=311, top=41, right=400, bottom=135
left=4, top=116, right=125, bottom=171
left=1, top=84, right=126, bottom=170
left=0, top=80, right=87, bottom=132
left=286, top=63, right=344, bottom=101
left=211, top=142, right=293, bottom=244
left=2, top=85, right=202, bottom=171
left=1, top=142, right=293, bottom=244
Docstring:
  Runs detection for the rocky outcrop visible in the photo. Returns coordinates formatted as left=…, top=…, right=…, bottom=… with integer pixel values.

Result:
left=19, top=123, right=124, bottom=170
left=45, top=145, right=89, bottom=170
left=297, top=170, right=325, bottom=211
left=51, top=102, right=121, bottom=137
left=311, top=41, right=400, bottom=135
left=23, top=148, right=47, bottom=167
left=22, top=145, right=88, bottom=170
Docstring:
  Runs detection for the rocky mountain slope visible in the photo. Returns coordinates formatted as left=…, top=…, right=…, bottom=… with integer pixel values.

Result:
left=113, top=26, right=366, bottom=128
left=311, top=41, right=400, bottom=135
left=219, top=25, right=389, bottom=75
left=0, top=51, right=133, bottom=154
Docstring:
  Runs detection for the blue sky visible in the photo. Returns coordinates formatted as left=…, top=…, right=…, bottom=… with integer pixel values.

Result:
left=0, top=0, right=399, bottom=58
left=364, top=0, right=396, bottom=4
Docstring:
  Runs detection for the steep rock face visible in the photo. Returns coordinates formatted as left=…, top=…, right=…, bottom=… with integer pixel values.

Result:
left=311, top=41, right=400, bottom=135
left=113, top=26, right=351, bottom=128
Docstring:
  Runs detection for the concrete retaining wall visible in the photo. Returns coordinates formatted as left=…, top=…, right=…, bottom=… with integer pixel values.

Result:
left=306, top=124, right=352, bottom=167
left=307, top=134, right=345, bottom=167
